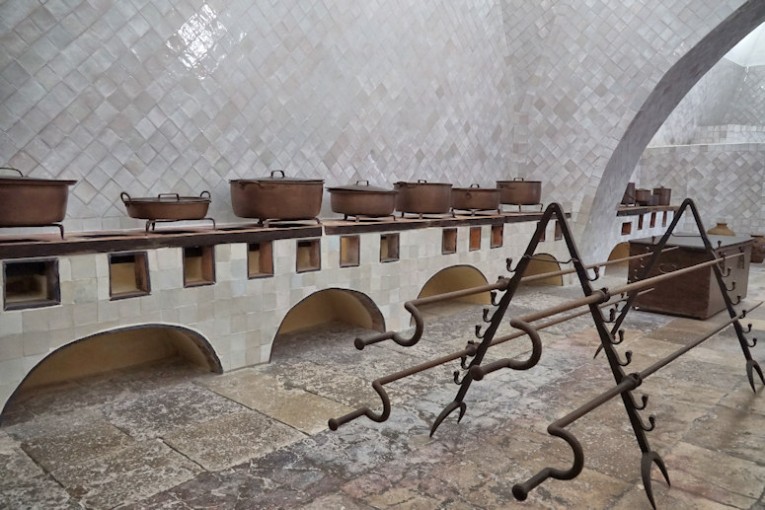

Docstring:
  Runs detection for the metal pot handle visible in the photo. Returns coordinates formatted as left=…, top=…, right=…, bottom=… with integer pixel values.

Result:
left=158, top=193, right=181, bottom=201
left=120, top=192, right=132, bottom=203
left=200, top=190, right=211, bottom=199
left=0, top=167, right=24, bottom=177
left=355, top=180, right=370, bottom=186
left=513, top=177, right=525, bottom=181
left=417, top=179, right=428, bottom=183
left=270, top=170, right=286, bottom=178
left=470, top=183, right=480, bottom=188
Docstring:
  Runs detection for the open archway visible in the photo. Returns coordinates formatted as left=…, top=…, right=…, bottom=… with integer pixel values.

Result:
left=521, top=253, right=563, bottom=286
left=417, top=265, right=491, bottom=304
left=581, top=0, right=765, bottom=262
left=604, top=242, right=631, bottom=277
left=2, top=324, right=222, bottom=419
left=275, top=288, right=385, bottom=336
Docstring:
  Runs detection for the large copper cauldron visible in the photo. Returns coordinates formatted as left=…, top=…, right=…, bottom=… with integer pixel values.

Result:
left=230, top=170, right=324, bottom=223
left=0, top=167, right=76, bottom=227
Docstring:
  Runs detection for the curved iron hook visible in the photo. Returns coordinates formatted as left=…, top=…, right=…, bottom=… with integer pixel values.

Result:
left=355, top=300, right=425, bottom=349
left=470, top=318, right=544, bottom=381
left=629, top=393, right=649, bottom=411
left=746, top=323, right=753, bottom=333
left=639, top=413, right=657, bottom=432
left=617, top=350, right=633, bottom=367
left=474, top=324, right=484, bottom=340
left=512, top=426, right=585, bottom=501
left=586, top=266, right=600, bottom=282
left=607, top=307, right=617, bottom=323
left=328, top=380, right=391, bottom=430
left=482, top=307, right=492, bottom=323
left=726, top=281, right=737, bottom=293
left=490, top=291, right=499, bottom=306
left=641, top=450, right=671, bottom=510
left=506, top=257, right=520, bottom=273
left=748, top=337, right=758, bottom=348
left=615, top=329, right=625, bottom=345
left=453, top=370, right=466, bottom=385
left=732, top=295, right=742, bottom=305
left=460, top=341, right=476, bottom=369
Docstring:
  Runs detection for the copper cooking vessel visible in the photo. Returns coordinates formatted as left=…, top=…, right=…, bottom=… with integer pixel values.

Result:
left=394, top=180, right=452, bottom=215
left=0, top=167, right=76, bottom=227
left=496, top=178, right=542, bottom=205
left=121, top=191, right=211, bottom=221
left=635, top=188, right=652, bottom=206
left=230, top=170, right=324, bottom=222
left=652, top=187, right=671, bottom=206
left=327, top=180, right=397, bottom=218
left=451, top=184, right=500, bottom=211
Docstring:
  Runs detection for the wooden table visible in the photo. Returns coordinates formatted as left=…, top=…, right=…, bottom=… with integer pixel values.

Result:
left=628, top=235, right=752, bottom=319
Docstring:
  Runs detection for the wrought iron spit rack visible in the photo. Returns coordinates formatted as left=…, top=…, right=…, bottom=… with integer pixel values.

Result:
left=328, top=199, right=763, bottom=509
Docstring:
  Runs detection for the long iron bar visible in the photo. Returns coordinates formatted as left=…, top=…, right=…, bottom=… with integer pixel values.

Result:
left=328, top=291, right=649, bottom=431
left=355, top=246, right=679, bottom=350
left=520, top=246, right=679, bottom=284
left=511, top=301, right=763, bottom=502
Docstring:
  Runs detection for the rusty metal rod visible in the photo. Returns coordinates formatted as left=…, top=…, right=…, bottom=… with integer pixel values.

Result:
left=520, top=246, right=679, bottom=284
left=513, top=300, right=761, bottom=502
left=328, top=293, right=644, bottom=431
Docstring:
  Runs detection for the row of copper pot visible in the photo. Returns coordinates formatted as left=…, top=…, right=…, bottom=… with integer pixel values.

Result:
left=621, top=182, right=671, bottom=206
left=126, top=173, right=542, bottom=222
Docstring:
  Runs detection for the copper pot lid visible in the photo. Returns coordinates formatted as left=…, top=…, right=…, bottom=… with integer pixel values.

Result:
left=496, top=178, right=541, bottom=184
left=0, top=167, right=76, bottom=185
left=328, top=180, right=396, bottom=194
left=230, top=169, right=323, bottom=184
left=121, top=191, right=211, bottom=203
left=453, top=183, right=498, bottom=191
left=395, top=179, right=452, bottom=187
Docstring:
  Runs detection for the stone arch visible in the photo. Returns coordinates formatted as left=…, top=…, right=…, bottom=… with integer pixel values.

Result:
left=417, top=265, right=491, bottom=305
left=275, top=288, right=385, bottom=337
left=581, top=1, right=765, bottom=262
left=605, top=242, right=631, bottom=276
left=2, top=324, right=222, bottom=418
left=521, top=253, right=563, bottom=286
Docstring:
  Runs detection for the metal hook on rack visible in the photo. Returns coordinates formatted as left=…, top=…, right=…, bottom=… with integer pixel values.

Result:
left=639, top=413, right=657, bottom=432
left=482, top=307, right=492, bottom=323
left=474, top=325, right=485, bottom=340
left=453, top=370, right=467, bottom=385
left=506, top=257, right=521, bottom=273
left=725, top=281, right=737, bottom=293
left=586, top=266, right=600, bottom=282
left=732, top=295, right=742, bottom=305
left=629, top=392, right=650, bottom=411
left=460, top=342, right=476, bottom=369
left=328, top=380, right=391, bottom=430
left=747, top=337, right=758, bottom=349
left=617, top=350, right=633, bottom=367
left=593, top=329, right=624, bottom=359
left=745, top=323, right=753, bottom=333
left=490, top=291, right=499, bottom=306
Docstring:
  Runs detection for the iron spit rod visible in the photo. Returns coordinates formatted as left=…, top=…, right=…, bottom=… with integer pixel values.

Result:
left=513, top=300, right=761, bottom=501
left=639, top=301, right=763, bottom=380
left=520, top=246, right=679, bottom=284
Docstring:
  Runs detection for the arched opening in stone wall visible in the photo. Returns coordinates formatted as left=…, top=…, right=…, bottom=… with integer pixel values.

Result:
left=417, top=265, right=491, bottom=304
left=2, top=325, right=222, bottom=419
left=605, top=242, right=631, bottom=278
left=520, top=253, right=563, bottom=286
left=581, top=0, right=765, bottom=262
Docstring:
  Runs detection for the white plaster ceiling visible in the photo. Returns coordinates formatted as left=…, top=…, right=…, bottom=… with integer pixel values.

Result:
left=725, top=22, right=765, bottom=66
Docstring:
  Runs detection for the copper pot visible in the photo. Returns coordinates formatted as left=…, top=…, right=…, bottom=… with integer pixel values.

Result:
left=652, top=187, right=671, bottom=206
left=394, top=180, right=452, bottom=214
left=121, top=191, right=211, bottom=220
left=496, top=178, right=542, bottom=205
left=451, top=184, right=500, bottom=211
left=634, top=188, right=652, bottom=205
left=327, top=180, right=396, bottom=218
left=0, top=167, right=76, bottom=226
left=230, top=170, right=324, bottom=221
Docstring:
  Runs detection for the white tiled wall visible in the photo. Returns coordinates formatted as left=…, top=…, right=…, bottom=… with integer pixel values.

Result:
left=0, top=0, right=751, bottom=261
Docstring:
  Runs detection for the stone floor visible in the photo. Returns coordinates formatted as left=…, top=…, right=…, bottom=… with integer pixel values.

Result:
left=2, top=267, right=765, bottom=509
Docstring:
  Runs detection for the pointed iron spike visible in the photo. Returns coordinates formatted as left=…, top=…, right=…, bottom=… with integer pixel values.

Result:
left=746, top=359, right=765, bottom=392
left=430, top=400, right=464, bottom=437
left=456, top=401, right=468, bottom=423
left=641, top=451, right=670, bottom=510
left=593, top=344, right=603, bottom=359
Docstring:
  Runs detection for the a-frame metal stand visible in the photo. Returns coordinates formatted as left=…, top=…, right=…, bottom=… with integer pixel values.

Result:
left=329, top=199, right=763, bottom=508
